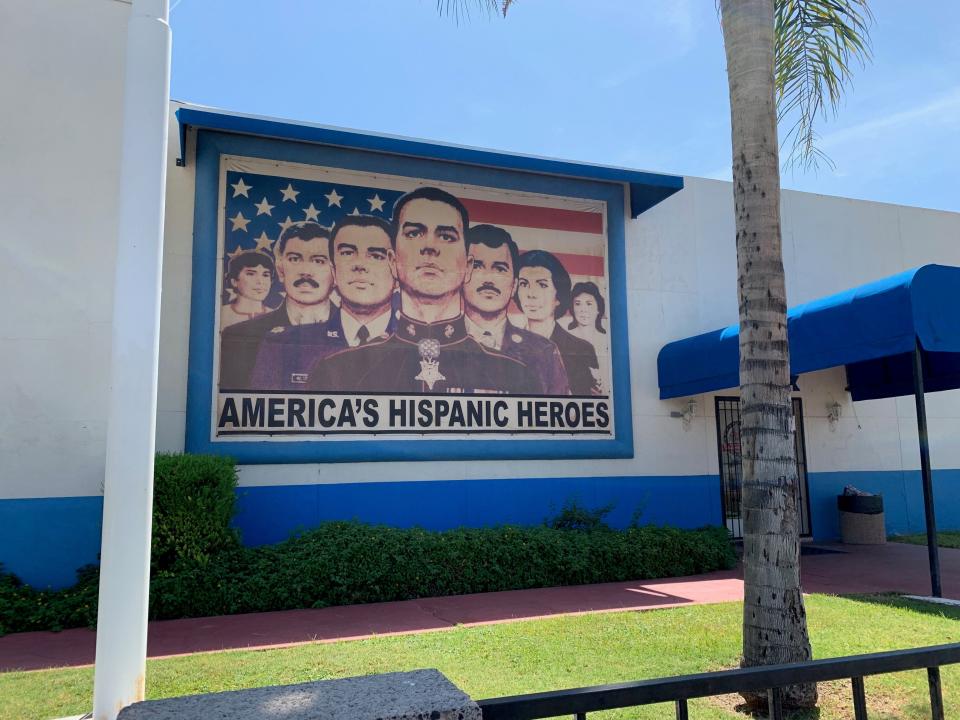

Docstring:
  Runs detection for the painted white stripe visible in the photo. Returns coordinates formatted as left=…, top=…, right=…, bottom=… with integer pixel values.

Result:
left=494, top=225, right=606, bottom=256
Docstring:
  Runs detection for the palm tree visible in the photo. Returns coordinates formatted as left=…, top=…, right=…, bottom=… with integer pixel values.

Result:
left=442, top=0, right=871, bottom=710
left=720, top=0, right=870, bottom=708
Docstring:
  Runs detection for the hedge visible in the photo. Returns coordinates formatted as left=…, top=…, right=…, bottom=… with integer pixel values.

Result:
left=152, top=453, right=240, bottom=571
left=0, top=522, right=735, bottom=634
left=0, top=455, right=736, bottom=635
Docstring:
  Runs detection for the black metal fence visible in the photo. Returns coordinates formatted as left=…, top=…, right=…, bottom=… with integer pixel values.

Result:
left=478, top=643, right=960, bottom=720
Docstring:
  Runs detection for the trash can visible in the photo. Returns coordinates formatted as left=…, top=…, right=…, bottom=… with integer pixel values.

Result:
left=837, top=492, right=885, bottom=544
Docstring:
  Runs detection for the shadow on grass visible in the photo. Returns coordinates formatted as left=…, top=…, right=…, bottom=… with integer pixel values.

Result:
left=730, top=701, right=822, bottom=719
left=841, top=593, right=960, bottom=621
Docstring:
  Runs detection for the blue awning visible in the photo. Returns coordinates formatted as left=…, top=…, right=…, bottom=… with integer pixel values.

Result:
left=658, top=264, right=960, bottom=401
left=174, top=104, right=683, bottom=217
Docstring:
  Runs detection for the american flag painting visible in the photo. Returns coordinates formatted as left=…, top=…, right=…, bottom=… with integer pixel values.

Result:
left=213, top=155, right=614, bottom=438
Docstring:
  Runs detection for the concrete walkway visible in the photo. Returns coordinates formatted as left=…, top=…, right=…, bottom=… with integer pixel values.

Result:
left=2, top=542, right=957, bottom=673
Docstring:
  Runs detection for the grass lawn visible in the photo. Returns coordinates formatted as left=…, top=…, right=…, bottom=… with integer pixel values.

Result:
left=3, top=594, right=960, bottom=720
left=890, top=530, right=960, bottom=549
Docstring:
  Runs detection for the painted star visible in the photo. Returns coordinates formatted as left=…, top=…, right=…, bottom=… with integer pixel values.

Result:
left=230, top=178, right=252, bottom=198
left=324, top=188, right=344, bottom=207
left=278, top=216, right=297, bottom=232
left=349, top=207, right=361, bottom=216
left=226, top=288, right=238, bottom=302
left=229, top=211, right=250, bottom=232
left=302, top=203, right=321, bottom=222
left=280, top=183, right=300, bottom=203
left=254, top=197, right=275, bottom=216
left=226, top=245, right=246, bottom=260
left=367, top=194, right=386, bottom=213
left=254, top=231, right=274, bottom=252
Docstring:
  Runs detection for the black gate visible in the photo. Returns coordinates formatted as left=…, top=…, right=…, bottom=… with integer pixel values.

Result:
left=715, top=396, right=811, bottom=539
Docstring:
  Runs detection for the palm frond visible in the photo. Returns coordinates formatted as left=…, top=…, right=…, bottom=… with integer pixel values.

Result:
left=775, top=0, right=873, bottom=171
left=436, top=0, right=513, bottom=23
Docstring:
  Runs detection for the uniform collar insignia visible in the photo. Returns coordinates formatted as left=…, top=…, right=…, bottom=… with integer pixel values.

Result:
left=397, top=313, right=469, bottom=346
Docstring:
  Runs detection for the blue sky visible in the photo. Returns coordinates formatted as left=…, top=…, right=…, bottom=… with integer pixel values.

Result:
left=170, top=0, right=959, bottom=213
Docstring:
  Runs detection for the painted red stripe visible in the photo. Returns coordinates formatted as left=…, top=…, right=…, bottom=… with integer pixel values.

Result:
left=553, top=252, right=605, bottom=277
left=461, top=198, right=603, bottom=234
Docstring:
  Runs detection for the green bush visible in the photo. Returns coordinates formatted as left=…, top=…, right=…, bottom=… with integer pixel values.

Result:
left=0, top=452, right=238, bottom=636
left=0, top=564, right=99, bottom=636
left=151, top=453, right=239, bottom=571
left=545, top=499, right=616, bottom=531
left=147, top=522, right=735, bottom=621
left=0, top=459, right=737, bottom=635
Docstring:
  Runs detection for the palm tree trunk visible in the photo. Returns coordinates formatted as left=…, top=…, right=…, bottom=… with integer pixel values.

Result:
left=720, top=0, right=816, bottom=709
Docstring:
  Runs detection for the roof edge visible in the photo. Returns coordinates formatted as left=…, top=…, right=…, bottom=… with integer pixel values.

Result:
left=174, top=104, right=683, bottom=217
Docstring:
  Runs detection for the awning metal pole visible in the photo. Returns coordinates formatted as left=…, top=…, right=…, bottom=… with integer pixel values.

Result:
left=912, top=340, right=942, bottom=598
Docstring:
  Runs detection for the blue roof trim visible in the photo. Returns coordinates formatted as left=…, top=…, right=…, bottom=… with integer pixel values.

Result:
left=175, top=106, right=683, bottom=217
left=658, top=264, right=960, bottom=400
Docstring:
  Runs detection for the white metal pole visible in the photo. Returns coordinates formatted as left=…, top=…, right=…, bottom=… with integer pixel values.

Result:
left=92, top=1, right=171, bottom=718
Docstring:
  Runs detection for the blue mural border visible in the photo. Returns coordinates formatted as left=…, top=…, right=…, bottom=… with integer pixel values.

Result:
left=185, top=130, right=634, bottom=463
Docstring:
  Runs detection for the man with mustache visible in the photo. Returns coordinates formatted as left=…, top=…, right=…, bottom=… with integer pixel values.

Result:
left=308, top=187, right=538, bottom=394
left=220, top=221, right=343, bottom=390
left=248, top=215, right=397, bottom=390
left=464, top=224, right=569, bottom=395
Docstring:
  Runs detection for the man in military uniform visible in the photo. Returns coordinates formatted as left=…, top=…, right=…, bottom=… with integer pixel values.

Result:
left=308, top=187, right=539, bottom=394
left=248, top=215, right=399, bottom=390
left=220, top=222, right=341, bottom=390
left=515, top=249, right=602, bottom=396
left=329, top=214, right=398, bottom=347
left=463, top=224, right=570, bottom=395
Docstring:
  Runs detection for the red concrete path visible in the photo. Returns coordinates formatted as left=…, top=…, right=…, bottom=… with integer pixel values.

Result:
left=3, top=542, right=957, bottom=673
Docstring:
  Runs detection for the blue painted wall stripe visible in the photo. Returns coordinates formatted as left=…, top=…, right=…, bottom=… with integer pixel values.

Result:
left=233, top=474, right=722, bottom=546
left=806, top=469, right=960, bottom=541
left=0, top=496, right=104, bottom=590
left=5, top=469, right=959, bottom=589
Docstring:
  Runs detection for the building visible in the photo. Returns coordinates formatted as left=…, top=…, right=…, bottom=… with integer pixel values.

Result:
left=4, top=0, right=960, bottom=590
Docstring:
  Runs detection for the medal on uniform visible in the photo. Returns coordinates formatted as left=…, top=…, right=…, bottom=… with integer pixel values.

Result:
left=415, top=339, right=446, bottom=390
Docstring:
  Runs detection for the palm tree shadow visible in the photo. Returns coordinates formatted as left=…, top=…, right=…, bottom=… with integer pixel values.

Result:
left=731, top=701, right=821, bottom=719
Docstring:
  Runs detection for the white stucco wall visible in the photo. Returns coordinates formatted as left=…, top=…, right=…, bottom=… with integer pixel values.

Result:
left=651, top=178, right=960, bottom=480
left=1, top=0, right=129, bottom=500
left=3, top=1, right=960, bottom=504
left=153, top=155, right=960, bottom=493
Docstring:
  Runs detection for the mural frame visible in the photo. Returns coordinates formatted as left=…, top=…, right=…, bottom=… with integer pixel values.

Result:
left=185, top=129, right=634, bottom=463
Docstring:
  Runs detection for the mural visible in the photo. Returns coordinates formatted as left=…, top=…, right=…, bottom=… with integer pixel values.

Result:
left=212, top=156, right=614, bottom=438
